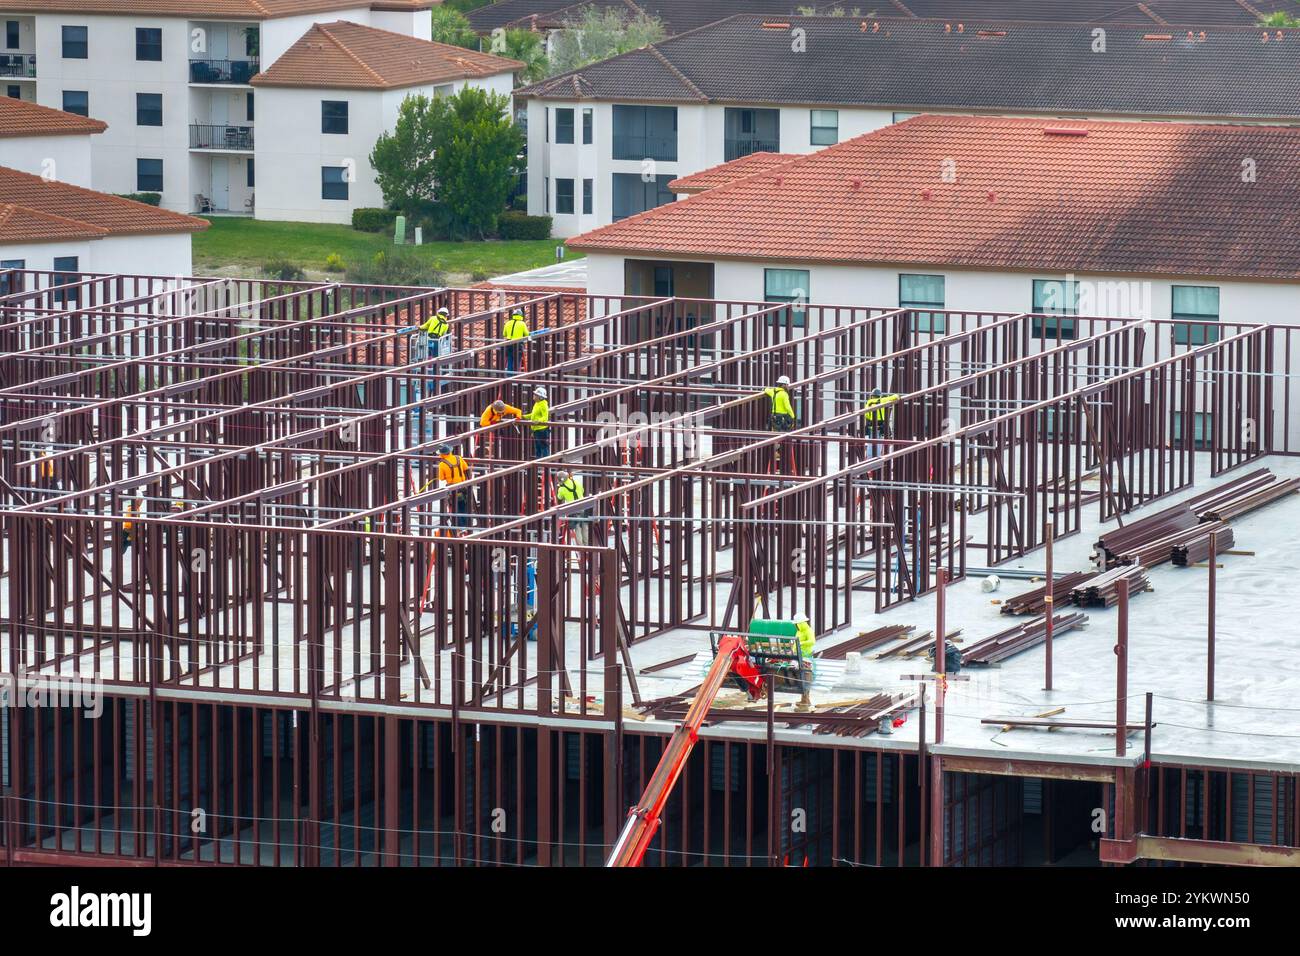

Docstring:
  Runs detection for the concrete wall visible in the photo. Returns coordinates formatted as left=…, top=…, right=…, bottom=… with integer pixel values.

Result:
left=0, top=231, right=192, bottom=276
left=260, top=8, right=371, bottom=66
left=1, top=131, right=94, bottom=186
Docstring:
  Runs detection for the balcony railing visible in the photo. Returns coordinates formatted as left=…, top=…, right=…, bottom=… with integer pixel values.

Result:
left=190, top=123, right=254, bottom=150
left=611, top=133, right=677, bottom=162
left=189, top=58, right=259, bottom=84
left=0, top=54, right=36, bottom=78
left=725, top=137, right=780, bottom=162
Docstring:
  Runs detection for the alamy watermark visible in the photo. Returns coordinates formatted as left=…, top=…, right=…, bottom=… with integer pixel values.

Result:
left=0, top=672, right=103, bottom=718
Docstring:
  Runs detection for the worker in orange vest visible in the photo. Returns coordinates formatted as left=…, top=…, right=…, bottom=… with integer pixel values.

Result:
left=436, top=443, right=473, bottom=529
left=121, top=499, right=141, bottom=553
left=479, top=399, right=522, bottom=458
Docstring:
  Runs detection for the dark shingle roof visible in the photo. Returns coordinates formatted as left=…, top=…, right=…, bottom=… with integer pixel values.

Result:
left=519, top=15, right=1300, bottom=121
left=567, top=114, right=1300, bottom=281
left=468, top=0, right=1295, bottom=34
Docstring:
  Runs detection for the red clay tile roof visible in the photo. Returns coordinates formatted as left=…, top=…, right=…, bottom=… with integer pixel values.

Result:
left=0, top=0, right=432, bottom=19
left=251, top=20, right=523, bottom=89
left=0, top=98, right=107, bottom=138
left=668, top=152, right=798, bottom=193
left=568, top=114, right=1300, bottom=281
left=0, top=165, right=209, bottom=242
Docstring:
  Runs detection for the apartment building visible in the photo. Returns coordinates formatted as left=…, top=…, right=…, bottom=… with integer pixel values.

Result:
left=0, top=1, right=517, bottom=223
left=519, top=14, right=1300, bottom=237
left=0, top=93, right=102, bottom=186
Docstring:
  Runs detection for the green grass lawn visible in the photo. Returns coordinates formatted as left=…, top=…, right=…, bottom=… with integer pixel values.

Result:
left=192, top=217, right=579, bottom=280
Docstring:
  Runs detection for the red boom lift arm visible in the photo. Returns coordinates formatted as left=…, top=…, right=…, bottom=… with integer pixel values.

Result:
left=606, top=634, right=766, bottom=867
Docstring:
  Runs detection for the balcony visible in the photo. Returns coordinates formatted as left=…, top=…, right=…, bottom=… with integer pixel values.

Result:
left=189, top=58, right=259, bottom=85
left=0, top=54, right=36, bottom=78
left=190, top=123, right=254, bottom=151
left=724, top=138, right=780, bottom=162
left=611, top=134, right=677, bottom=163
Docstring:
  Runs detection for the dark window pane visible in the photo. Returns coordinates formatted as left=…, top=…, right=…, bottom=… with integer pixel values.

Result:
left=321, top=100, right=348, bottom=134
left=52, top=256, right=79, bottom=304
left=900, top=273, right=946, bottom=333
left=1031, top=279, right=1078, bottom=340
left=136, top=158, right=163, bottom=192
left=555, top=178, right=574, bottom=214
left=61, top=90, right=88, bottom=116
left=136, top=92, right=162, bottom=126
left=322, top=165, right=349, bottom=200
left=135, top=27, right=161, bottom=62
left=0, top=258, right=24, bottom=296
left=582, top=108, right=593, bottom=144
left=61, top=25, right=87, bottom=59
left=582, top=178, right=593, bottom=215
left=555, top=107, right=574, bottom=144
left=247, top=157, right=255, bottom=188
left=1172, top=285, right=1220, bottom=346
left=6, top=21, right=19, bottom=50
left=611, top=172, right=673, bottom=220
left=612, top=105, right=677, bottom=161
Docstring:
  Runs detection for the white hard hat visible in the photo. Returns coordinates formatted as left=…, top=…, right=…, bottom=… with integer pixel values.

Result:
left=534, top=386, right=548, bottom=398
left=793, top=612, right=809, bottom=624
left=436, top=306, right=450, bottom=316
left=777, top=375, right=791, bottom=387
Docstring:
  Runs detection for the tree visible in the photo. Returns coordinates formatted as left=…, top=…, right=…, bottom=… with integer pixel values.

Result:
left=445, top=0, right=493, bottom=11
left=1258, top=10, right=1300, bottom=26
left=547, top=7, right=666, bottom=76
left=489, top=27, right=548, bottom=83
left=370, top=87, right=524, bottom=239
left=431, top=6, right=479, bottom=49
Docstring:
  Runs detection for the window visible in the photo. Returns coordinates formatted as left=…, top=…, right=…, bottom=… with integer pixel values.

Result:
left=62, top=90, right=88, bottom=116
left=582, top=107, right=593, bottom=144
left=1172, top=285, right=1220, bottom=346
left=612, top=104, right=677, bottom=161
left=6, top=85, right=18, bottom=99
left=321, top=165, right=349, bottom=200
left=724, top=108, right=779, bottom=161
left=611, top=172, right=673, bottom=220
left=893, top=111, right=920, bottom=123
left=764, top=268, right=810, bottom=327
left=247, top=158, right=255, bottom=188
left=61, top=25, right=87, bottom=59
left=136, top=158, right=163, bottom=191
left=245, top=28, right=258, bottom=57
left=900, top=274, right=946, bottom=333
left=810, top=109, right=838, bottom=146
left=582, top=178, right=593, bottom=215
left=1172, top=411, right=1212, bottom=451
left=5, top=20, right=18, bottom=49
left=321, top=100, right=348, bottom=134
left=1031, top=278, right=1079, bottom=339
left=136, top=92, right=162, bottom=126
left=554, top=177, right=574, bottom=214
left=246, top=92, right=254, bottom=122
left=543, top=175, right=549, bottom=213
left=52, top=256, right=78, bottom=305
left=555, top=107, right=574, bottom=144
left=135, top=27, right=161, bottom=61
left=544, top=107, right=548, bottom=142
left=0, top=259, right=24, bottom=296
left=653, top=265, right=674, bottom=298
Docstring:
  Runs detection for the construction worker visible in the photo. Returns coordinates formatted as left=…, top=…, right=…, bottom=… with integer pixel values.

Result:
left=502, top=310, right=530, bottom=373
left=421, top=306, right=451, bottom=355
left=555, top=468, right=591, bottom=545
left=793, top=611, right=816, bottom=707
left=764, top=375, right=796, bottom=432
left=121, top=499, right=141, bottom=553
left=479, top=398, right=523, bottom=458
left=436, top=442, right=473, bottom=529
left=525, top=385, right=550, bottom=459
left=863, top=386, right=900, bottom=456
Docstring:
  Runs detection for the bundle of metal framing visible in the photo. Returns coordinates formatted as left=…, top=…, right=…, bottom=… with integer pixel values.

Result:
left=817, top=624, right=914, bottom=659
left=999, top=571, right=1095, bottom=616
left=639, top=693, right=914, bottom=738
left=1094, top=504, right=1199, bottom=568
left=961, top=612, right=1089, bottom=665
left=874, top=628, right=962, bottom=659
left=1193, top=472, right=1300, bottom=522
left=1110, top=519, right=1232, bottom=568
left=1070, top=565, right=1151, bottom=607
left=1171, top=523, right=1236, bottom=567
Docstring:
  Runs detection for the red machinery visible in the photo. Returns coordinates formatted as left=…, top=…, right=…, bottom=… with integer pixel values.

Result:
left=606, top=634, right=774, bottom=868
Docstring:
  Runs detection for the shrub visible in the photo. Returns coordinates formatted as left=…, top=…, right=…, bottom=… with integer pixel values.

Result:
left=262, top=257, right=306, bottom=281
left=116, top=192, right=162, bottom=206
left=345, top=247, right=447, bottom=288
left=324, top=253, right=345, bottom=273
left=352, top=207, right=399, bottom=233
left=498, top=211, right=551, bottom=240
left=470, top=270, right=491, bottom=283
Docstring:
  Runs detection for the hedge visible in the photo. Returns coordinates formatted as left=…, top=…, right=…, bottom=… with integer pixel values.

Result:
left=352, top=207, right=400, bottom=233
left=497, top=211, right=551, bottom=240
left=115, top=192, right=162, bottom=206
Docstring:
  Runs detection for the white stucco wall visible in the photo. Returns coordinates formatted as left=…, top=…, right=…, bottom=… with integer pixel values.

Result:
left=0, top=131, right=94, bottom=186
left=583, top=251, right=1300, bottom=327
left=255, top=73, right=516, bottom=224
left=0, top=231, right=192, bottom=276
left=259, top=8, right=371, bottom=66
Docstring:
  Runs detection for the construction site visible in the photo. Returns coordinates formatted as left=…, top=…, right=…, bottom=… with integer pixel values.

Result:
left=1, top=266, right=1299, bottom=868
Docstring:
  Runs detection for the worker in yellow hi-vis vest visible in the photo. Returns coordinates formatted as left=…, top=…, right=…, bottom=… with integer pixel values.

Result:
left=863, top=387, right=900, bottom=457
left=503, top=310, right=529, bottom=373
left=764, top=375, right=796, bottom=432
left=525, top=385, right=550, bottom=459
